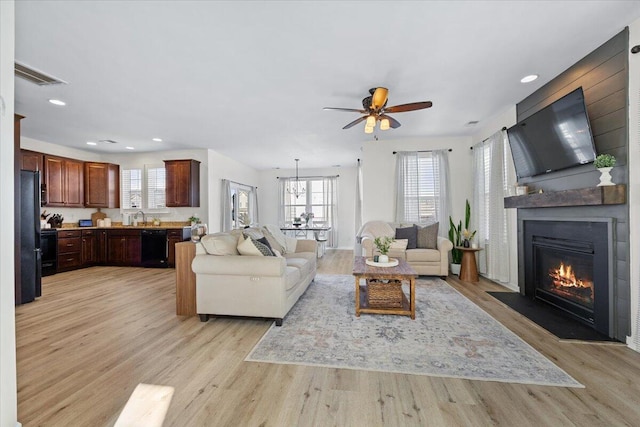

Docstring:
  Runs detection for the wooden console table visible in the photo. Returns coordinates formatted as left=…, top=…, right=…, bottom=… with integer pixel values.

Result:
left=457, top=247, right=482, bottom=283
left=175, top=241, right=197, bottom=316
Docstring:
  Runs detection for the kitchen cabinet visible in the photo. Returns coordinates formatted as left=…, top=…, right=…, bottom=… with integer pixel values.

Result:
left=20, top=149, right=44, bottom=172
left=167, top=228, right=190, bottom=267
left=44, top=155, right=84, bottom=207
left=57, top=229, right=82, bottom=271
left=164, top=159, right=200, bottom=207
left=84, top=162, right=120, bottom=208
left=81, top=229, right=100, bottom=266
left=106, top=229, right=141, bottom=266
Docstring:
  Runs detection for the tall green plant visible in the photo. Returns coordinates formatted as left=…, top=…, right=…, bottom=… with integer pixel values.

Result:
left=449, top=199, right=473, bottom=264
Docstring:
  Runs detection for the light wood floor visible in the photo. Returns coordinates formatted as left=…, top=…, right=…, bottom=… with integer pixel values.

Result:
left=16, top=250, right=640, bottom=426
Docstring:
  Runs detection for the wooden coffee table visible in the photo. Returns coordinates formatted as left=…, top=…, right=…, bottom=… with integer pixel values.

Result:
left=352, top=256, right=418, bottom=319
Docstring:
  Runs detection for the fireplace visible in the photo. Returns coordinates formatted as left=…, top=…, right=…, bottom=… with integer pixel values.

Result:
left=522, top=220, right=613, bottom=337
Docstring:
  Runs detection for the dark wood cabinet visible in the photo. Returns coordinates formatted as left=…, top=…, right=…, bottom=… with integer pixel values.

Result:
left=20, top=149, right=44, bottom=172
left=84, top=162, right=120, bottom=208
left=167, top=228, right=190, bottom=267
left=164, top=159, right=200, bottom=207
left=44, top=155, right=84, bottom=207
left=107, top=229, right=141, bottom=266
left=81, top=229, right=99, bottom=266
left=57, top=229, right=82, bottom=271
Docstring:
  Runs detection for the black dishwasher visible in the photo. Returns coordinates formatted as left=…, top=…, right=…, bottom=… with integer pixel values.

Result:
left=141, top=229, right=168, bottom=268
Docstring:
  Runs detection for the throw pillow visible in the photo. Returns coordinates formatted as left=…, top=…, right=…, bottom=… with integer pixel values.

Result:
left=262, top=226, right=287, bottom=254
left=395, top=225, right=418, bottom=249
left=200, top=233, right=240, bottom=256
left=417, top=222, right=439, bottom=249
left=242, top=228, right=265, bottom=240
left=263, top=225, right=288, bottom=254
left=390, top=239, right=409, bottom=250
left=256, top=236, right=274, bottom=253
left=237, top=235, right=274, bottom=256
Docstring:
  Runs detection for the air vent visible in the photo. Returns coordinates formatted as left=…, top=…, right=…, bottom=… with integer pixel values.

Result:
left=467, top=120, right=479, bottom=126
left=99, top=139, right=119, bottom=144
left=14, top=61, right=67, bottom=86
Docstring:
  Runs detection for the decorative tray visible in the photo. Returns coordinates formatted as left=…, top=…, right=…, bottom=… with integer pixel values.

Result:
left=365, top=258, right=399, bottom=268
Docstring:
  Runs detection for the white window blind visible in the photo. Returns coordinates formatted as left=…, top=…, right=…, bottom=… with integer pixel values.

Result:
left=397, top=152, right=439, bottom=223
left=121, top=166, right=166, bottom=210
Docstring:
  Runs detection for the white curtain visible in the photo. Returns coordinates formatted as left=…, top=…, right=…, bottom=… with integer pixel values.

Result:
left=471, top=129, right=512, bottom=283
left=277, top=178, right=287, bottom=226
left=433, top=149, right=452, bottom=238
left=221, top=179, right=232, bottom=231
left=395, top=150, right=451, bottom=235
left=322, top=176, right=339, bottom=247
left=354, top=159, right=363, bottom=253
left=250, top=186, right=259, bottom=225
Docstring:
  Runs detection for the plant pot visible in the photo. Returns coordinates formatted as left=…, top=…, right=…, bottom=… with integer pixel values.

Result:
left=597, top=167, right=614, bottom=186
left=378, top=254, right=389, bottom=263
left=450, top=263, right=461, bottom=276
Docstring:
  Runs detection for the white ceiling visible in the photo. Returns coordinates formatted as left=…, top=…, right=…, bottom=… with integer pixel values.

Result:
left=14, top=1, right=640, bottom=170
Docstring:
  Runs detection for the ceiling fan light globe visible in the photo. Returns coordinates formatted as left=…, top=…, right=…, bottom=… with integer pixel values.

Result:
left=365, top=115, right=376, bottom=127
left=364, top=125, right=374, bottom=134
left=380, top=118, right=390, bottom=130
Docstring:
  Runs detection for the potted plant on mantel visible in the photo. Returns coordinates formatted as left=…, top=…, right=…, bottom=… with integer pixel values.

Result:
left=594, top=154, right=616, bottom=187
left=449, top=199, right=474, bottom=275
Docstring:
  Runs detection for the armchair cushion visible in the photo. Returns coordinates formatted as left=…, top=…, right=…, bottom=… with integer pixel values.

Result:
left=395, top=225, right=418, bottom=249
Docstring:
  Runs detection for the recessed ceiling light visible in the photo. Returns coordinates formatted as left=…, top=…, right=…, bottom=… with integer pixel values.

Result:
left=48, top=99, right=66, bottom=106
left=520, top=74, right=539, bottom=83
left=152, top=137, right=162, bottom=142
left=125, top=146, right=135, bottom=150
left=86, top=141, right=97, bottom=146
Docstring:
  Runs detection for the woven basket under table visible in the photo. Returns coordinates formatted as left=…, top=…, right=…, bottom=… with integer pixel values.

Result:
left=366, top=279, right=403, bottom=308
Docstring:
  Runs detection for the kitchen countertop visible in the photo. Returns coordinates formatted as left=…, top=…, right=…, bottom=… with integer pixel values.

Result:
left=52, top=224, right=192, bottom=231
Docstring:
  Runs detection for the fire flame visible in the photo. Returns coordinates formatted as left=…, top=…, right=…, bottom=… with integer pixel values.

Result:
left=547, top=262, right=594, bottom=305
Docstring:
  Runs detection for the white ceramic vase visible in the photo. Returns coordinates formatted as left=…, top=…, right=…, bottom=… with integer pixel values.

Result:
left=597, top=167, right=614, bottom=186
left=378, top=254, right=389, bottom=263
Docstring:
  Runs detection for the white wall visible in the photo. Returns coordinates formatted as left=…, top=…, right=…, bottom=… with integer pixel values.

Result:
left=470, top=106, right=519, bottom=289
left=0, top=1, right=18, bottom=425
left=207, top=150, right=261, bottom=233
left=361, top=136, right=473, bottom=225
left=628, top=18, right=640, bottom=350
left=259, top=166, right=357, bottom=249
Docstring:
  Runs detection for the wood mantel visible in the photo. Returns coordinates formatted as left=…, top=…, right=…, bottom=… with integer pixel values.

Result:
left=504, top=184, right=626, bottom=209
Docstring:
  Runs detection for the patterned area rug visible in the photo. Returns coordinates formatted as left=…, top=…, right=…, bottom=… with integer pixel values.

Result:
left=246, top=275, right=582, bottom=387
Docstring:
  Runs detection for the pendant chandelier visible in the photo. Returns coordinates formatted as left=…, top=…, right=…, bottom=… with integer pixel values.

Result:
left=287, top=158, right=306, bottom=199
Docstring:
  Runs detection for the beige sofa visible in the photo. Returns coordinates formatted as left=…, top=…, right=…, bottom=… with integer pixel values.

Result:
left=192, top=226, right=317, bottom=326
left=359, top=220, right=453, bottom=277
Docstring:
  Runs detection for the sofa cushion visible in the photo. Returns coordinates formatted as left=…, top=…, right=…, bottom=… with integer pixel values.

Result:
left=285, top=257, right=313, bottom=278
left=256, top=236, right=274, bottom=253
left=406, top=248, right=441, bottom=262
left=395, top=225, right=418, bottom=249
left=390, top=239, right=408, bottom=250
left=237, top=235, right=274, bottom=256
left=200, top=233, right=240, bottom=256
left=242, top=228, right=265, bottom=240
left=417, top=222, right=439, bottom=249
left=263, top=225, right=289, bottom=254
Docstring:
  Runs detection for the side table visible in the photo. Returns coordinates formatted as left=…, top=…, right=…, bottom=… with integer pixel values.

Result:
left=457, top=247, right=482, bottom=283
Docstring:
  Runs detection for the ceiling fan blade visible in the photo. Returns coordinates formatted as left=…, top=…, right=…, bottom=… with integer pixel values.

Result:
left=371, top=87, right=388, bottom=110
left=384, top=101, right=433, bottom=113
left=323, top=107, right=368, bottom=113
left=380, top=114, right=401, bottom=129
left=342, top=116, right=367, bottom=129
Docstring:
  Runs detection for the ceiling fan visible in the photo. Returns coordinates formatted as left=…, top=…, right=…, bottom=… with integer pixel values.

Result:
left=323, top=87, right=432, bottom=133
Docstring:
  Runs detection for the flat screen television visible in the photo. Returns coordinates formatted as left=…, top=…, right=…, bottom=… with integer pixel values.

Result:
left=507, top=87, right=597, bottom=180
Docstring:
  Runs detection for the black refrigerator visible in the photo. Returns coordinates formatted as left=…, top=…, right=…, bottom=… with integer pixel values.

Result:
left=20, top=170, right=42, bottom=303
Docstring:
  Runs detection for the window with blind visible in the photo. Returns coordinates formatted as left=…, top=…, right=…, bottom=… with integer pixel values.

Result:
left=121, top=165, right=167, bottom=210
left=397, top=152, right=440, bottom=223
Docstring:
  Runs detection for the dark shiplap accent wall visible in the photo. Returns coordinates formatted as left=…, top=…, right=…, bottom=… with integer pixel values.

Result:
left=515, top=29, right=630, bottom=340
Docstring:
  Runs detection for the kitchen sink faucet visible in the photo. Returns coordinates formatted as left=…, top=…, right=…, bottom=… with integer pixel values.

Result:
left=134, top=210, right=146, bottom=226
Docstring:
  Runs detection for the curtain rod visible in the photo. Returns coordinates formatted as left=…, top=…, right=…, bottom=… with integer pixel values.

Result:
left=392, top=149, right=452, bottom=154
left=225, top=179, right=255, bottom=188
left=471, top=126, right=508, bottom=149
left=276, top=175, right=340, bottom=179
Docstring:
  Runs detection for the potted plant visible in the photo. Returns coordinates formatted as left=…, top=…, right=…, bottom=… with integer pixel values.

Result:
left=188, top=215, right=199, bottom=226
left=594, top=154, right=616, bottom=186
left=449, top=199, right=473, bottom=275
left=373, top=236, right=393, bottom=263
